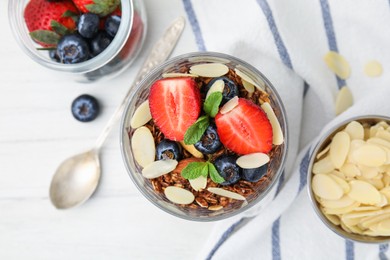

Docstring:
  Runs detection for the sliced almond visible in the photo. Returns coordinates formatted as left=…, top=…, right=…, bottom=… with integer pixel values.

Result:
left=261, top=102, right=284, bottom=145
left=324, top=51, right=351, bottom=79
left=207, top=187, right=246, bottom=200
left=236, top=153, right=269, bottom=169
left=242, top=80, right=255, bottom=93
left=130, top=100, right=152, bottom=129
left=344, top=121, right=364, bottom=140
left=320, top=195, right=355, bottom=209
left=220, top=96, right=239, bottom=114
left=370, top=125, right=384, bottom=138
left=208, top=205, right=223, bottom=211
left=340, top=163, right=361, bottom=177
left=353, top=206, right=381, bottom=212
left=376, top=129, right=390, bottom=142
left=322, top=202, right=360, bottom=215
left=164, top=186, right=194, bottom=205
left=179, top=141, right=203, bottom=159
left=142, top=159, right=178, bottom=179
left=370, top=219, right=390, bottom=234
left=234, top=68, right=265, bottom=91
left=364, top=60, right=383, bottom=78
left=329, top=131, right=350, bottom=169
left=205, top=79, right=224, bottom=99
left=348, top=180, right=381, bottom=205
left=341, top=215, right=364, bottom=227
left=312, top=156, right=335, bottom=174
left=131, top=126, right=155, bottom=168
left=189, top=175, right=207, bottom=191
left=347, top=140, right=365, bottom=163
left=376, top=194, right=388, bottom=207
left=352, top=144, right=387, bottom=167
left=357, top=176, right=384, bottom=190
left=367, top=137, right=390, bottom=149
left=316, top=144, right=331, bottom=159
left=324, top=213, right=341, bottom=225
left=162, top=73, right=198, bottom=78
left=189, top=63, right=229, bottom=77
left=361, top=213, right=390, bottom=229
left=312, top=174, right=344, bottom=200
left=329, top=174, right=350, bottom=193
left=335, top=86, right=353, bottom=115
left=358, top=165, right=380, bottom=179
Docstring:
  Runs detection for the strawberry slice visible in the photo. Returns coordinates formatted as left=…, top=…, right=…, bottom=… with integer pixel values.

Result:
left=215, top=98, right=273, bottom=155
left=149, top=77, right=201, bottom=141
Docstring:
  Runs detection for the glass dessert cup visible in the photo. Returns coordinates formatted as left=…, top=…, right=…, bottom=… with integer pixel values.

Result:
left=8, top=0, right=147, bottom=83
left=120, top=52, right=288, bottom=221
left=307, top=115, right=390, bottom=243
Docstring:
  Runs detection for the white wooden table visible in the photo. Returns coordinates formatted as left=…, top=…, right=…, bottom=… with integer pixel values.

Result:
left=0, top=1, right=215, bottom=259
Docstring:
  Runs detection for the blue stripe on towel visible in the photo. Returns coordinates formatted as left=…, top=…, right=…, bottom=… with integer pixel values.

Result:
left=272, top=218, right=281, bottom=260
left=319, top=0, right=346, bottom=88
left=182, top=0, right=206, bottom=51
left=346, top=240, right=355, bottom=260
left=379, top=244, right=389, bottom=260
left=206, top=218, right=245, bottom=260
left=255, top=0, right=293, bottom=69
left=298, top=149, right=310, bottom=193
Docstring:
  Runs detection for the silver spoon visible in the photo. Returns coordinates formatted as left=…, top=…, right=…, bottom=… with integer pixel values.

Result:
left=49, top=17, right=186, bottom=209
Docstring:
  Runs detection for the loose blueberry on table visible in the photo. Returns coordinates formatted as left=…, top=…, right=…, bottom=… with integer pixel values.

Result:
left=71, top=94, right=100, bottom=122
left=130, top=63, right=284, bottom=211
left=24, top=0, right=122, bottom=64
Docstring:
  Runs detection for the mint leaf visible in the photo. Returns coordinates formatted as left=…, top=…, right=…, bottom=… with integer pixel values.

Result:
left=51, top=20, right=69, bottom=36
left=62, top=10, right=79, bottom=18
left=29, top=30, right=60, bottom=45
left=203, top=92, right=222, bottom=117
left=208, top=162, right=225, bottom=184
left=184, top=115, right=210, bottom=145
left=86, top=0, right=120, bottom=16
left=181, top=162, right=208, bottom=180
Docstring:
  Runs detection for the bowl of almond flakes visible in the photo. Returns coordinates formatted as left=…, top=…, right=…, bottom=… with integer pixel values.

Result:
left=120, top=52, right=288, bottom=221
left=307, top=115, right=390, bottom=243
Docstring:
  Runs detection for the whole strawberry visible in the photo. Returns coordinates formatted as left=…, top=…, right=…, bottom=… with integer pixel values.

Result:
left=24, top=0, right=79, bottom=47
left=72, top=0, right=120, bottom=17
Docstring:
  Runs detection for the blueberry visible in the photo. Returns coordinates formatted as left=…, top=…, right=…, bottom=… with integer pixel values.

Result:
left=213, top=155, right=241, bottom=185
left=156, top=139, right=182, bottom=160
left=204, top=77, right=238, bottom=105
left=194, top=124, right=222, bottom=154
left=242, top=164, right=268, bottom=182
left=105, top=15, right=121, bottom=37
left=90, top=31, right=113, bottom=57
left=77, top=13, right=100, bottom=39
left=57, top=34, right=90, bottom=64
left=49, top=49, right=60, bottom=62
left=71, top=94, right=100, bottom=122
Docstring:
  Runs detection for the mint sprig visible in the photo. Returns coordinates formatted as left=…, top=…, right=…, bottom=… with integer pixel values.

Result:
left=203, top=92, right=222, bottom=117
left=183, top=91, right=223, bottom=145
left=184, top=115, right=209, bottom=145
left=29, top=30, right=60, bottom=46
left=51, top=20, right=70, bottom=36
left=181, top=161, right=225, bottom=184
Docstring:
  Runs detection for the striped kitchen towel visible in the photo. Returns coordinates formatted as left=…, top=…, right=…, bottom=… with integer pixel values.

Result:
left=182, top=0, right=390, bottom=259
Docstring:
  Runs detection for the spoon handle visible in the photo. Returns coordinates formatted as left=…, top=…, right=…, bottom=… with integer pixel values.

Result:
left=94, top=16, right=186, bottom=151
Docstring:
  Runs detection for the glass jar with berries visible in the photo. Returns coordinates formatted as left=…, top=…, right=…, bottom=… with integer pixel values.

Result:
left=8, top=0, right=147, bottom=82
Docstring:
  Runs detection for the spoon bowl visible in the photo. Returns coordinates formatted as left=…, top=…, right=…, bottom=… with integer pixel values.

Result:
left=50, top=150, right=100, bottom=209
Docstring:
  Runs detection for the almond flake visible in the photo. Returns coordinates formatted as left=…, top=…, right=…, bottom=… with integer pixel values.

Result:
left=208, top=205, right=223, bottom=211
left=261, top=102, right=284, bottom=145
left=142, top=159, right=178, bottom=179
left=162, top=73, right=198, bottom=78
left=164, top=186, right=195, bottom=205
left=316, top=144, right=331, bottom=159
left=322, top=202, right=360, bottom=215
left=364, top=61, right=383, bottom=78
left=179, top=141, right=203, bottom=158
left=312, top=156, right=335, bottom=174
left=312, top=174, right=343, bottom=200
left=220, top=96, right=239, bottom=114
left=352, top=144, right=387, bottom=167
left=234, top=68, right=265, bottom=91
left=329, top=173, right=350, bottom=193
left=335, top=86, right=353, bottom=115
left=330, top=131, right=350, bottom=169
left=324, top=51, right=351, bottom=79
left=376, top=130, right=390, bottom=142
left=130, top=100, right=152, bottom=129
left=131, top=126, right=155, bottom=168
left=242, top=80, right=255, bottom=93
left=206, top=79, right=224, bottom=99
left=189, top=175, right=207, bottom=191
left=348, top=180, right=381, bottom=205
left=236, top=153, right=269, bottom=169
left=207, top=187, right=246, bottom=200
left=320, top=195, right=355, bottom=209
left=189, top=63, right=229, bottom=77
left=344, top=121, right=364, bottom=140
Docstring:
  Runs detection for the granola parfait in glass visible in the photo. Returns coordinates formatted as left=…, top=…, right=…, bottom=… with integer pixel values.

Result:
left=121, top=52, right=288, bottom=221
